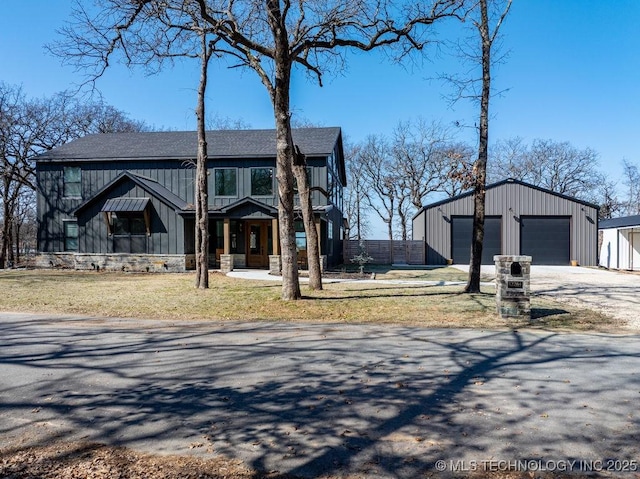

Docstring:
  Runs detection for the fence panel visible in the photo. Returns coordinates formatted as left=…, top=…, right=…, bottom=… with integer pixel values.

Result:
left=343, top=240, right=425, bottom=265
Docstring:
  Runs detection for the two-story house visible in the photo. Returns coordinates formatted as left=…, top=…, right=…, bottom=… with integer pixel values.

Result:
left=35, top=127, right=346, bottom=272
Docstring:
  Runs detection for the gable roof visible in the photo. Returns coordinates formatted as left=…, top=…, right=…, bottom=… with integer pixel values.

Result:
left=73, top=171, right=190, bottom=215
left=35, top=127, right=343, bottom=162
left=413, top=178, right=600, bottom=220
left=216, top=197, right=278, bottom=215
left=599, top=215, right=640, bottom=229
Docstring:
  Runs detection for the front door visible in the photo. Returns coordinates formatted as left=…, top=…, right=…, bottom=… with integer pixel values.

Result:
left=247, top=221, right=269, bottom=268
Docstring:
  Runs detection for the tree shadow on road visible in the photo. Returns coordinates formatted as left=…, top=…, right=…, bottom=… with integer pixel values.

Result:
left=1, top=316, right=639, bottom=478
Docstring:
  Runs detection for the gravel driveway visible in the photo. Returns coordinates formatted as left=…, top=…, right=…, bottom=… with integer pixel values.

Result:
left=456, top=265, right=640, bottom=330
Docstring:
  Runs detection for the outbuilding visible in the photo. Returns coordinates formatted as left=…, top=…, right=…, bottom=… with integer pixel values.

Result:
left=412, top=178, right=599, bottom=266
left=599, top=215, right=640, bottom=270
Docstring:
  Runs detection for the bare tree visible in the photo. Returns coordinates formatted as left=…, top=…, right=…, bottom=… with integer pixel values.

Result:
left=359, top=135, right=396, bottom=241
left=597, top=178, right=622, bottom=220
left=390, top=118, right=465, bottom=237
left=51, top=0, right=226, bottom=288
left=440, top=141, right=476, bottom=197
left=391, top=119, right=451, bottom=207
left=1, top=83, right=148, bottom=269
left=441, top=0, right=512, bottom=293
left=487, top=136, right=527, bottom=182
left=206, top=113, right=252, bottom=130
left=621, top=159, right=640, bottom=216
left=344, top=141, right=370, bottom=240
left=194, top=0, right=465, bottom=299
left=490, top=137, right=604, bottom=202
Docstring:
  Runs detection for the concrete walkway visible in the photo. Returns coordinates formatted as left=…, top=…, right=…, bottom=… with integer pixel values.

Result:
left=1, top=312, right=639, bottom=478
left=226, top=269, right=489, bottom=287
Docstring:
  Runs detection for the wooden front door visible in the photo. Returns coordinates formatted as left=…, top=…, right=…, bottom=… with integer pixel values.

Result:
left=247, top=221, right=269, bottom=268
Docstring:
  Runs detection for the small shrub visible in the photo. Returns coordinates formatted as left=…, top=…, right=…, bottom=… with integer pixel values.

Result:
left=350, top=240, right=374, bottom=275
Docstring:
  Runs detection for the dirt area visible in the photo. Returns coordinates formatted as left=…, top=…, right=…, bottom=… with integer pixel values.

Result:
left=0, top=441, right=264, bottom=479
left=0, top=441, right=589, bottom=479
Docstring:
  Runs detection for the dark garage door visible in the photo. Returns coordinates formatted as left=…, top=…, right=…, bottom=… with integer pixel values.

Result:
left=520, top=216, right=570, bottom=265
left=452, top=216, right=502, bottom=264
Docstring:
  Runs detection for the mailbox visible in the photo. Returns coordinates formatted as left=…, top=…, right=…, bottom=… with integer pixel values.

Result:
left=494, top=255, right=531, bottom=320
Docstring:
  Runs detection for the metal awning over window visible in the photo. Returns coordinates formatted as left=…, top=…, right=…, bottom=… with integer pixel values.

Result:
left=101, top=197, right=150, bottom=212
left=101, top=198, right=152, bottom=236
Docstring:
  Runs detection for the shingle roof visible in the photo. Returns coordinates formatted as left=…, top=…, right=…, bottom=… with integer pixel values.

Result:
left=599, top=215, right=640, bottom=229
left=36, top=127, right=342, bottom=161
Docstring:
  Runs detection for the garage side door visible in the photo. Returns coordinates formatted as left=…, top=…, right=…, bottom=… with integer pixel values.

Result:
left=520, top=216, right=570, bottom=265
left=451, top=216, right=502, bottom=264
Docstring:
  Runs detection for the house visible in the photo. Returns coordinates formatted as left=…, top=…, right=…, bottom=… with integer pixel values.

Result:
left=35, top=127, right=346, bottom=273
left=412, top=178, right=599, bottom=266
left=598, top=215, right=640, bottom=270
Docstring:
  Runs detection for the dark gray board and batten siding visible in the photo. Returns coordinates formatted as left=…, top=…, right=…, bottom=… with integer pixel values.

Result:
left=412, top=179, right=599, bottom=266
left=36, top=128, right=346, bottom=263
left=37, top=160, right=193, bottom=255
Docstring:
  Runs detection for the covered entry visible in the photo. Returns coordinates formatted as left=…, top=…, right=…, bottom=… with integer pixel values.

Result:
left=210, top=198, right=279, bottom=269
left=520, top=216, right=570, bottom=265
left=451, top=216, right=502, bottom=264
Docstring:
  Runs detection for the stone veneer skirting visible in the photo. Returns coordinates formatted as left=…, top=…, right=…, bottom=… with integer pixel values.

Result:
left=36, top=253, right=190, bottom=273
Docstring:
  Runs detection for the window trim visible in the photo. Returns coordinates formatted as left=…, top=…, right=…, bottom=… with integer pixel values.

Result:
left=63, top=220, right=79, bottom=252
left=250, top=167, right=274, bottom=197
left=213, top=167, right=238, bottom=198
left=63, top=166, right=82, bottom=199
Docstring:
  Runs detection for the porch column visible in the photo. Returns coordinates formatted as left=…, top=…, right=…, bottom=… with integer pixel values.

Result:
left=315, top=219, right=322, bottom=255
left=271, top=217, right=279, bottom=254
left=223, top=218, right=230, bottom=254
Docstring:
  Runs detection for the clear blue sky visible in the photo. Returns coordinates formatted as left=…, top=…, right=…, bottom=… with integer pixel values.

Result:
left=2, top=1, right=639, bottom=236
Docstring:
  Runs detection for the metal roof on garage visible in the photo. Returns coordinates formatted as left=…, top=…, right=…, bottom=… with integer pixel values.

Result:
left=101, top=197, right=150, bottom=212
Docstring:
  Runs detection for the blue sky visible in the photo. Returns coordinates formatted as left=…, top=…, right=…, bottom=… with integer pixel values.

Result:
left=2, top=1, right=639, bottom=236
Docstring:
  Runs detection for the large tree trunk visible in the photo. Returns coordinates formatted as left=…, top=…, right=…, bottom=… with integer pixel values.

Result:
left=194, top=33, right=210, bottom=289
left=465, top=0, right=491, bottom=293
left=269, top=1, right=301, bottom=300
left=294, top=160, right=322, bottom=290
left=0, top=176, right=11, bottom=269
left=14, top=221, right=20, bottom=265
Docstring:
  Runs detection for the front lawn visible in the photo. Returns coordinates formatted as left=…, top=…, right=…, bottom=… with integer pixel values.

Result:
left=0, top=269, right=617, bottom=331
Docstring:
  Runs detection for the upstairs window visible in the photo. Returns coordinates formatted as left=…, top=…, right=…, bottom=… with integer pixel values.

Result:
left=251, top=168, right=274, bottom=196
left=214, top=168, right=237, bottom=197
left=63, top=166, right=82, bottom=198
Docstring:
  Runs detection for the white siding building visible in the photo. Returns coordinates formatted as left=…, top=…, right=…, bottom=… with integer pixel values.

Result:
left=599, top=215, right=640, bottom=270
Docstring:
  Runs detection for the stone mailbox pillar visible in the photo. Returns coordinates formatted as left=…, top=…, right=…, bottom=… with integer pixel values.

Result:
left=494, top=255, right=531, bottom=320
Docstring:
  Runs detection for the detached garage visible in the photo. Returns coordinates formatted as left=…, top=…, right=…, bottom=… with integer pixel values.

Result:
left=413, top=178, right=599, bottom=266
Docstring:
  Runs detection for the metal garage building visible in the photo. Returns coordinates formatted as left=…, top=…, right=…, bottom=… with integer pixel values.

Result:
left=599, top=215, right=640, bottom=270
left=412, top=178, right=599, bottom=266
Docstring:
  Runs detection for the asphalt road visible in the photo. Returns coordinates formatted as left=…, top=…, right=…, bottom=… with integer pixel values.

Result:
left=1, top=312, right=639, bottom=478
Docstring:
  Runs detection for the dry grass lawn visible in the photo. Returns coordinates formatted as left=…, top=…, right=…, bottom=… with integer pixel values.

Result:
left=0, top=268, right=617, bottom=331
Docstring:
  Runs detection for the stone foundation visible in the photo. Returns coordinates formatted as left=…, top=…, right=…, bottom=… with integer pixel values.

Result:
left=494, top=255, right=531, bottom=320
left=36, top=253, right=189, bottom=273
